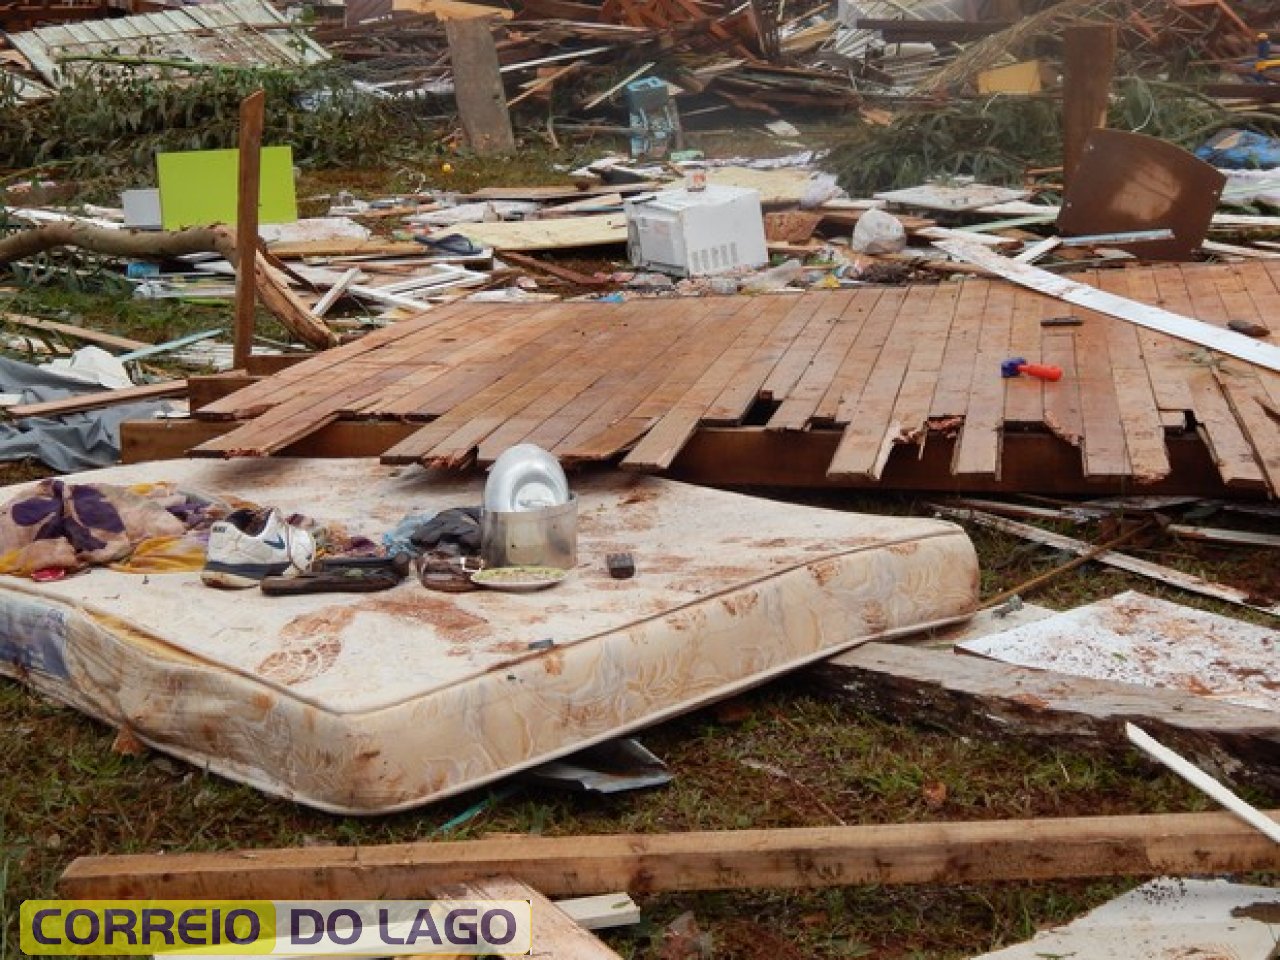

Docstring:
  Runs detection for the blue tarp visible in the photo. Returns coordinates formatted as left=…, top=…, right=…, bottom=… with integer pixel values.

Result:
left=0, top=357, right=171, bottom=472
left=1196, top=128, right=1280, bottom=170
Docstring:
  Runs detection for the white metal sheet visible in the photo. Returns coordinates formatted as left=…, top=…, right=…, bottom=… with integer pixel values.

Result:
left=959, top=590, right=1280, bottom=712
left=973, top=878, right=1280, bottom=960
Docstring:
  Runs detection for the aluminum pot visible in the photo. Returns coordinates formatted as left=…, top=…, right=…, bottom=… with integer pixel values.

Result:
left=480, top=495, right=578, bottom=570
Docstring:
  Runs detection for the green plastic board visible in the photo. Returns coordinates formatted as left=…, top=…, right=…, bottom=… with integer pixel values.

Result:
left=156, top=146, right=297, bottom=230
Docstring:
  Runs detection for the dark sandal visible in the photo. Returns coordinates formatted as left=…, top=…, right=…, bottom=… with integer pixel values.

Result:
left=261, top=567, right=403, bottom=595
left=417, top=554, right=484, bottom=593
left=317, top=554, right=411, bottom=576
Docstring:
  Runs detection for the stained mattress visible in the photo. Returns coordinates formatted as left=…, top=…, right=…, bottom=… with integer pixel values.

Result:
left=0, top=459, right=978, bottom=814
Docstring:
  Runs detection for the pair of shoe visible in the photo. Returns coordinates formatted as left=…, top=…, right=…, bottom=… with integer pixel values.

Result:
left=201, top=509, right=410, bottom=594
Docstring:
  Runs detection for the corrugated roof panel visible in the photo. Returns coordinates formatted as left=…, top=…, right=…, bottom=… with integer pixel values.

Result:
left=7, top=0, right=329, bottom=87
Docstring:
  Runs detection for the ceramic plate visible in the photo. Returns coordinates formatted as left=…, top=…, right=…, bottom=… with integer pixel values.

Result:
left=471, top=565, right=569, bottom=592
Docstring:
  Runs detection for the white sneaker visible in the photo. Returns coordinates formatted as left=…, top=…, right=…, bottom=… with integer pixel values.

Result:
left=202, top=508, right=316, bottom=589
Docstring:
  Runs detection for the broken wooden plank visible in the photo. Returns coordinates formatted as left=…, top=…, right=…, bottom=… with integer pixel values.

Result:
left=59, top=808, right=1280, bottom=900
left=508, top=62, right=582, bottom=108
left=931, top=504, right=1280, bottom=618
left=499, top=251, right=609, bottom=287
left=555, top=893, right=641, bottom=931
left=267, top=239, right=430, bottom=258
left=444, top=215, right=627, bottom=252
left=7, top=380, right=187, bottom=419
left=934, top=239, right=1280, bottom=373
left=462, top=183, right=659, bottom=202
left=1, top=312, right=149, bottom=353
left=816, top=641, right=1280, bottom=796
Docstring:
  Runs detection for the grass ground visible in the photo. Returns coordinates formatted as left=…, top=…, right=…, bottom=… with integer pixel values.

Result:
left=1, top=475, right=1275, bottom=959
left=1, top=139, right=1278, bottom=959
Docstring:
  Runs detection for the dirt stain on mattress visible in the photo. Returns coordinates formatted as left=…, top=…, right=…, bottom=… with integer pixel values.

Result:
left=669, top=608, right=708, bottom=632
left=720, top=591, right=760, bottom=617
left=861, top=599, right=889, bottom=633
left=620, top=486, right=659, bottom=505
left=257, top=606, right=353, bottom=685
left=809, top=559, right=840, bottom=586
left=364, top=595, right=489, bottom=638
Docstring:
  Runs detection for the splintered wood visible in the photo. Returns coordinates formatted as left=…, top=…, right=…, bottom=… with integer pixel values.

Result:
left=190, top=262, right=1280, bottom=495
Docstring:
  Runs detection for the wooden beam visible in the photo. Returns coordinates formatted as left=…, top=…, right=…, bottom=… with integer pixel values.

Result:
left=445, top=17, right=516, bottom=155
left=59, top=809, right=1280, bottom=900
left=933, top=239, right=1280, bottom=374
left=1062, top=24, right=1116, bottom=188
left=245, top=353, right=311, bottom=376
left=188, top=374, right=261, bottom=411
left=8, top=381, right=188, bottom=419
left=119, top=418, right=416, bottom=463
left=816, top=642, right=1280, bottom=796
left=233, top=89, right=266, bottom=371
left=116, top=418, right=1245, bottom=499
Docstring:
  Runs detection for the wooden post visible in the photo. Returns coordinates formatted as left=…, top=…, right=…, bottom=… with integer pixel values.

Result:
left=445, top=17, right=516, bottom=155
left=59, top=809, right=1280, bottom=900
left=1062, top=23, right=1117, bottom=189
left=233, top=89, right=265, bottom=371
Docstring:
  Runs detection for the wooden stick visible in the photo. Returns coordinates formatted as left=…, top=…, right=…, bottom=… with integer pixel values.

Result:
left=7, top=380, right=188, bottom=419
left=507, top=62, right=580, bottom=107
left=234, top=89, right=266, bottom=370
left=1126, top=724, right=1280, bottom=845
left=581, top=61, right=655, bottom=110
left=59, top=809, right=1280, bottom=900
left=978, top=520, right=1153, bottom=609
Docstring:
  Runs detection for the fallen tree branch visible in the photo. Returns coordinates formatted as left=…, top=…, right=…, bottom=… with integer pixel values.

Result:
left=0, top=220, right=337, bottom=351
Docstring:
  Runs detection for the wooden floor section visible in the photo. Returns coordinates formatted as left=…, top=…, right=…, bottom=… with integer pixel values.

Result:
left=191, top=261, right=1280, bottom=495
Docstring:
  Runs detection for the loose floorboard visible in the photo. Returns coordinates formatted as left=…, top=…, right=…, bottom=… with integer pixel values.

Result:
left=185, top=265, right=1280, bottom=494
